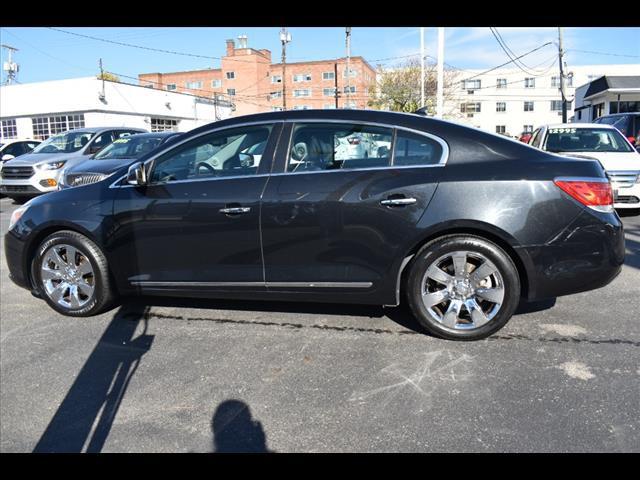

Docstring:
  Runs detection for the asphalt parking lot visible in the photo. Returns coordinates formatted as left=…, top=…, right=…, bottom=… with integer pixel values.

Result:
left=0, top=195, right=638, bottom=453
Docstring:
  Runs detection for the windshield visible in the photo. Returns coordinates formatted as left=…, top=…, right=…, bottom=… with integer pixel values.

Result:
left=32, top=131, right=94, bottom=154
left=544, top=127, right=634, bottom=153
left=94, top=135, right=164, bottom=160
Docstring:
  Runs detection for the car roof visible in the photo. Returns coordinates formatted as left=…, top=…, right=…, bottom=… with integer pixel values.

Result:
left=121, top=132, right=178, bottom=139
left=596, top=113, right=640, bottom=118
left=0, top=138, right=41, bottom=144
left=543, top=123, right=616, bottom=129
left=63, top=126, right=146, bottom=134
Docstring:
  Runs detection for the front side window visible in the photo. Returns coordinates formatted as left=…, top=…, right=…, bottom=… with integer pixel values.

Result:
left=287, top=123, right=392, bottom=173
left=31, top=130, right=94, bottom=153
left=394, top=131, right=444, bottom=166
left=150, top=125, right=273, bottom=183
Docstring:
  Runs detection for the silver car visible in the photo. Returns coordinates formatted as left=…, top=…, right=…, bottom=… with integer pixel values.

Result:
left=0, top=126, right=145, bottom=200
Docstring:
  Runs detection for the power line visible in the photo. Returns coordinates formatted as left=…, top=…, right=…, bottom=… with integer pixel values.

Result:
left=566, top=48, right=640, bottom=59
left=489, top=27, right=550, bottom=77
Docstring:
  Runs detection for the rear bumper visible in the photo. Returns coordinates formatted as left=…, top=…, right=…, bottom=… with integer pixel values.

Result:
left=517, top=209, right=625, bottom=301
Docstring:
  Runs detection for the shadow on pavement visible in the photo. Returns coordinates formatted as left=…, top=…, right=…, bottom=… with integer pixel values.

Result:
left=32, top=303, right=154, bottom=453
left=211, top=399, right=272, bottom=453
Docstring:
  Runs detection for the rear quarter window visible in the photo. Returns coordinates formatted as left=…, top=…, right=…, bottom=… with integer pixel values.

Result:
left=393, top=131, right=444, bottom=166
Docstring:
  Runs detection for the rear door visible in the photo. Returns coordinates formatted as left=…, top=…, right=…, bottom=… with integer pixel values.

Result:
left=260, top=120, right=447, bottom=295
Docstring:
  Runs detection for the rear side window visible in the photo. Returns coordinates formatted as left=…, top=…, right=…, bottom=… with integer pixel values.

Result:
left=287, top=123, right=393, bottom=173
left=393, top=131, right=444, bottom=166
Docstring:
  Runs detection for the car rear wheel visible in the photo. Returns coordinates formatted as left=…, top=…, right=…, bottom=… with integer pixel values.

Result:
left=32, top=230, right=115, bottom=317
left=405, top=235, right=520, bottom=340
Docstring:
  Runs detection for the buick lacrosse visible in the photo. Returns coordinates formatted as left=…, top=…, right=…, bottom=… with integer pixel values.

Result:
left=5, top=110, right=625, bottom=340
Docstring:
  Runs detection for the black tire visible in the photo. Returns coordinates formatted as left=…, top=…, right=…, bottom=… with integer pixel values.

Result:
left=31, top=230, right=115, bottom=317
left=405, top=234, right=520, bottom=341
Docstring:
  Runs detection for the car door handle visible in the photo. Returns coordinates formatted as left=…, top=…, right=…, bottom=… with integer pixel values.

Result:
left=380, top=197, right=417, bottom=206
left=219, top=207, right=251, bottom=214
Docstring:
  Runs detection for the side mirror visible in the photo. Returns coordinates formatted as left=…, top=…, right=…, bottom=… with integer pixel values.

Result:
left=2, top=154, right=15, bottom=162
left=126, top=162, right=147, bottom=186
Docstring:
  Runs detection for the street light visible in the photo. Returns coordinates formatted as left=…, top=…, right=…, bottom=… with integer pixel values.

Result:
left=280, top=28, right=291, bottom=111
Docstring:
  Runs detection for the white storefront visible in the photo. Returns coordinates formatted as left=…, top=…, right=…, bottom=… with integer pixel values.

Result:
left=0, top=77, right=233, bottom=141
left=445, top=64, right=640, bottom=137
left=573, top=75, right=640, bottom=123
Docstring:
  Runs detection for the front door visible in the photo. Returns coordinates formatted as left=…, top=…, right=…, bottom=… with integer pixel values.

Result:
left=110, top=122, right=281, bottom=291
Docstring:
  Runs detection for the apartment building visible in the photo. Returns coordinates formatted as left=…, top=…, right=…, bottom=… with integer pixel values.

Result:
left=446, top=64, right=640, bottom=137
left=138, top=36, right=377, bottom=117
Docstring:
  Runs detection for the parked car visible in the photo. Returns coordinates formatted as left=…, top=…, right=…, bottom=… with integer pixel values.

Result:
left=528, top=123, right=640, bottom=212
left=59, top=132, right=181, bottom=189
left=518, top=132, right=532, bottom=143
left=593, top=112, right=640, bottom=145
left=5, top=110, right=624, bottom=341
left=0, top=126, right=146, bottom=200
left=0, top=139, right=41, bottom=164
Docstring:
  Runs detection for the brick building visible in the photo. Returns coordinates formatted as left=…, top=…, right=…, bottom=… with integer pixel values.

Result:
left=139, top=36, right=377, bottom=117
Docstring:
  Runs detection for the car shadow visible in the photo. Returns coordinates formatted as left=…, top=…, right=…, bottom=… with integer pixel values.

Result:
left=32, top=303, right=154, bottom=453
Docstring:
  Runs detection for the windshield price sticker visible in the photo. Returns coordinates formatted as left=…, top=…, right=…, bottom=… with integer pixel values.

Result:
left=113, top=138, right=131, bottom=144
left=549, top=128, right=576, bottom=134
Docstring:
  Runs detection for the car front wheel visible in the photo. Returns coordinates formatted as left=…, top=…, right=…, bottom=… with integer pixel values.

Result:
left=32, top=230, right=115, bottom=317
left=405, top=235, right=521, bottom=341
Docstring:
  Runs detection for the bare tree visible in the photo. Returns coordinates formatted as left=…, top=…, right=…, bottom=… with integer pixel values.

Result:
left=368, top=58, right=462, bottom=118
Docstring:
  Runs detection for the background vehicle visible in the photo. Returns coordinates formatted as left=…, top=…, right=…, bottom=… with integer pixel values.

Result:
left=594, top=112, right=640, bottom=145
left=0, top=127, right=146, bottom=200
left=5, top=110, right=624, bottom=341
left=60, top=132, right=181, bottom=189
left=528, top=123, right=640, bottom=212
left=0, top=139, right=41, bottom=164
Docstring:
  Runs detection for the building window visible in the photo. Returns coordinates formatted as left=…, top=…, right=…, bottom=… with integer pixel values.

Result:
left=226, top=72, right=235, bottom=80
left=496, top=102, right=506, bottom=112
left=343, top=86, right=357, bottom=94
left=322, top=71, right=335, bottom=81
left=460, top=102, right=481, bottom=113
left=166, top=84, right=177, bottom=91
left=577, top=110, right=582, bottom=120
left=323, top=88, right=336, bottom=97
left=292, top=105, right=311, bottom=110
left=495, top=126, right=506, bottom=134
left=567, top=76, right=573, bottom=87
left=272, top=106, right=283, bottom=111
left=212, top=79, right=222, bottom=88
left=343, top=69, right=357, bottom=78
left=525, top=78, right=535, bottom=88
left=1, top=119, right=17, bottom=140
left=271, top=75, right=282, bottom=83
left=293, top=89, right=311, bottom=97
left=496, top=78, right=507, bottom=89
left=610, top=101, right=640, bottom=114
left=270, top=91, right=282, bottom=99
left=524, top=101, right=534, bottom=112
left=150, top=118, right=178, bottom=132
left=523, top=125, right=533, bottom=133
left=185, top=81, right=203, bottom=89
left=323, top=104, right=337, bottom=109
left=293, top=74, right=312, bottom=82
left=31, top=114, right=85, bottom=140
left=551, top=100, right=563, bottom=111
left=551, top=76, right=560, bottom=88
left=227, top=88, right=236, bottom=96
left=461, top=79, right=481, bottom=91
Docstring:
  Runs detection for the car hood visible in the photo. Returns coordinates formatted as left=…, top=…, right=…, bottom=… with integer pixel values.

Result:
left=66, top=157, right=139, bottom=175
left=3, top=151, right=74, bottom=166
left=558, top=151, right=640, bottom=171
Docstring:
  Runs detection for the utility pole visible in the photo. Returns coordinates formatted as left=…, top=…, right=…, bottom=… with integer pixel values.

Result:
left=1, top=44, right=19, bottom=85
left=557, top=27, right=568, bottom=123
left=420, top=27, right=425, bottom=109
left=98, top=58, right=106, bottom=101
left=345, top=27, right=352, bottom=108
left=280, top=28, right=291, bottom=111
left=334, top=63, right=339, bottom=108
left=436, top=27, right=444, bottom=118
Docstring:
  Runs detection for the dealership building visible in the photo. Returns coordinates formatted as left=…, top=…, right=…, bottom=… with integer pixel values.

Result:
left=0, top=77, right=233, bottom=141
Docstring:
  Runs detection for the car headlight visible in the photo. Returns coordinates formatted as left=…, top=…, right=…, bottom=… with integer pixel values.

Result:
left=8, top=202, right=32, bottom=231
left=36, top=160, right=67, bottom=170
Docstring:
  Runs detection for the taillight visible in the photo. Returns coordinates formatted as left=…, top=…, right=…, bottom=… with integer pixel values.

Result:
left=554, top=178, right=614, bottom=213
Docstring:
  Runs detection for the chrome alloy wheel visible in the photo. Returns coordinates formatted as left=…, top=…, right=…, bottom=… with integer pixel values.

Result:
left=40, top=244, right=95, bottom=309
left=421, top=250, right=505, bottom=330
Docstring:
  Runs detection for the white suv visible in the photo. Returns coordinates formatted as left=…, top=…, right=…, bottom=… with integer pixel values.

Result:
left=529, top=123, right=640, bottom=212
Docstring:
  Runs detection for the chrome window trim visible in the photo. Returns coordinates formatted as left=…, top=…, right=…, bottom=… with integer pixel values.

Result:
left=109, top=117, right=450, bottom=188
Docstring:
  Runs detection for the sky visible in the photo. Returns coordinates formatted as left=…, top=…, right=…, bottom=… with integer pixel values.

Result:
left=1, top=27, right=639, bottom=84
